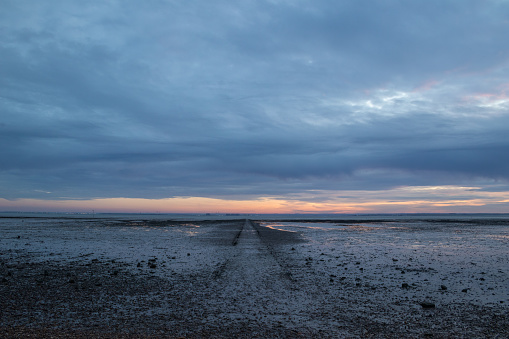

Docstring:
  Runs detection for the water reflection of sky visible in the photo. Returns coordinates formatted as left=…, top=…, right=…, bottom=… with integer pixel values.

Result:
left=174, top=223, right=201, bottom=236
left=260, top=222, right=348, bottom=232
left=260, top=222, right=409, bottom=232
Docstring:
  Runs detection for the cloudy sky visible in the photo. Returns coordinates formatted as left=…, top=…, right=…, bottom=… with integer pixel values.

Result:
left=1, top=0, right=509, bottom=213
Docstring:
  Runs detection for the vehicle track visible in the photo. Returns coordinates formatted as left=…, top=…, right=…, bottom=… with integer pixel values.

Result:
left=211, top=219, right=294, bottom=280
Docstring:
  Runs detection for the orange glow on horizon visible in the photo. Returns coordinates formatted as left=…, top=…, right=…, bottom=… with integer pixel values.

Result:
left=1, top=191, right=509, bottom=214
left=1, top=185, right=509, bottom=214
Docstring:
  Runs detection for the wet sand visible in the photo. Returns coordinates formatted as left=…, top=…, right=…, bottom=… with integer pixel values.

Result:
left=0, top=217, right=508, bottom=338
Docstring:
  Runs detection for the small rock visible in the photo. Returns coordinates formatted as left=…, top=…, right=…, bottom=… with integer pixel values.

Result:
left=462, top=288, right=469, bottom=293
left=137, top=262, right=142, bottom=267
left=440, top=285, right=447, bottom=290
left=402, top=283, right=410, bottom=289
left=392, top=258, right=398, bottom=262
left=420, top=302, right=435, bottom=309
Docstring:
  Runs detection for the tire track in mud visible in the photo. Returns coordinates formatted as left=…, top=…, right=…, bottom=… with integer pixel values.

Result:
left=231, top=222, right=244, bottom=246
left=211, top=219, right=294, bottom=281
left=249, top=221, right=340, bottom=304
left=250, top=220, right=299, bottom=282
left=202, top=220, right=345, bottom=334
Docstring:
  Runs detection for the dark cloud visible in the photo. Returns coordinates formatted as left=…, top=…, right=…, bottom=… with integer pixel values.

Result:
left=1, top=0, right=509, bottom=205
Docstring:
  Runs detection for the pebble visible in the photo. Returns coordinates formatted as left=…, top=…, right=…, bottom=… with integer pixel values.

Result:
left=420, top=302, right=435, bottom=309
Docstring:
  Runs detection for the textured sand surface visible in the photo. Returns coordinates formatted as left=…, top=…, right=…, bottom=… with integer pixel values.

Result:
left=1, top=216, right=508, bottom=338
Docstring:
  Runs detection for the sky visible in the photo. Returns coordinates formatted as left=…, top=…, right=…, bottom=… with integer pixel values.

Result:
left=1, top=0, right=509, bottom=214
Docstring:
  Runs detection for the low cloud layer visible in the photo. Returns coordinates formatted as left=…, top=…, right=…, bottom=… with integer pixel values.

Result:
left=1, top=0, right=509, bottom=210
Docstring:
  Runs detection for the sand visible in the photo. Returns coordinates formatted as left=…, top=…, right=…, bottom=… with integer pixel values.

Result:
left=0, top=216, right=508, bottom=338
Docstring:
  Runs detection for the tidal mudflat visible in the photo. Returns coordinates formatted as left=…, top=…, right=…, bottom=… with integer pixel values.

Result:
left=1, top=216, right=508, bottom=338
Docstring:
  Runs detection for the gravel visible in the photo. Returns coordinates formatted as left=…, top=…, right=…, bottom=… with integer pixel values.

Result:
left=1, top=216, right=508, bottom=338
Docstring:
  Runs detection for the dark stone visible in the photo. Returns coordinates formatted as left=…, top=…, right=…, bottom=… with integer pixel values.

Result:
left=462, top=288, right=469, bottom=293
left=440, top=285, right=447, bottom=290
left=420, top=302, right=435, bottom=309
left=402, top=283, right=410, bottom=289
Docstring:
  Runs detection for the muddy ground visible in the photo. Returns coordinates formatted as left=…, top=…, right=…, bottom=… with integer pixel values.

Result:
left=0, top=217, right=508, bottom=338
